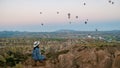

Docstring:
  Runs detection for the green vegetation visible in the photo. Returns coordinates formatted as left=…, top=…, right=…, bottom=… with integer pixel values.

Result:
left=0, top=46, right=31, bottom=67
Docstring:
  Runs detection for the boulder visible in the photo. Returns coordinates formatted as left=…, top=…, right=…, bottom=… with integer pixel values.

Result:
left=58, top=53, right=74, bottom=68
left=112, top=51, right=120, bottom=68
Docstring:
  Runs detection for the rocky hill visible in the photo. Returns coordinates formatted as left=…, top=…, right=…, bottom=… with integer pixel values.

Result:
left=22, top=44, right=120, bottom=68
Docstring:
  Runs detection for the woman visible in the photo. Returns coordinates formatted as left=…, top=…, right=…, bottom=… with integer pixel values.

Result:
left=32, top=41, right=46, bottom=63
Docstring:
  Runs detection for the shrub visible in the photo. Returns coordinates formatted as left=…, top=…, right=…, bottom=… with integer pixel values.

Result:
left=0, top=55, right=6, bottom=63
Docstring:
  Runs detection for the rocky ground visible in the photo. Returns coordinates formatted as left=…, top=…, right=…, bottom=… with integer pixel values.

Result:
left=22, top=44, right=120, bottom=68
left=0, top=39, right=120, bottom=68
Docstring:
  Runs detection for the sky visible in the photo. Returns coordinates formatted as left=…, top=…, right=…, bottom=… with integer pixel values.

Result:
left=0, top=0, right=120, bottom=32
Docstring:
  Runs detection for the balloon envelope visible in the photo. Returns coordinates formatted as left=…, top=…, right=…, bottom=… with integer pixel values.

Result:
left=76, top=16, right=78, bottom=19
left=57, top=12, right=59, bottom=14
left=85, top=21, right=87, bottom=24
left=68, top=13, right=71, bottom=19
left=84, top=3, right=86, bottom=5
left=40, top=12, right=42, bottom=14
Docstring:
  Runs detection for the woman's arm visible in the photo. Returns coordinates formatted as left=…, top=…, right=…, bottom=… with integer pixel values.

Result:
left=36, top=48, right=42, bottom=60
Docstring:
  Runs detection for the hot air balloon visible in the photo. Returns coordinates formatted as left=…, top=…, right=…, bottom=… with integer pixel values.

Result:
left=112, top=2, right=114, bottom=4
left=76, top=16, right=78, bottom=19
left=57, top=12, right=59, bottom=14
left=84, top=3, right=86, bottom=5
left=96, top=29, right=98, bottom=32
left=69, top=22, right=71, bottom=24
left=108, top=0, right=111, bottom=3
left=40, top=12, right=42, bottom=14
left=86, top=19, right=88, bottom=21
left=41, top=23, right=44, bottom=26
left=68, top=13, right=71, bottom=19
left=85, top=21, right=87, bottom=24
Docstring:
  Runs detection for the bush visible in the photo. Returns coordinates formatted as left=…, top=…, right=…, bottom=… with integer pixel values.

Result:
left=14, top=62, right=23, bottom=68
left=0, top=55, right=6, bottom=63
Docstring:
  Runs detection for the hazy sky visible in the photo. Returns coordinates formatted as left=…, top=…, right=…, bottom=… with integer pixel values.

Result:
left=0, top=0, right=120, bottom=32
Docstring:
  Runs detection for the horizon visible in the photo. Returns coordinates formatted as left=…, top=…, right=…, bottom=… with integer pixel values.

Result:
left=0, top=29, right=120, bottom=32
left=0, top=0, right=120, bottom=32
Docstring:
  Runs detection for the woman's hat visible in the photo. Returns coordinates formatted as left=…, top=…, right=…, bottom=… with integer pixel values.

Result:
left=33, top=41, right=40, bottom=47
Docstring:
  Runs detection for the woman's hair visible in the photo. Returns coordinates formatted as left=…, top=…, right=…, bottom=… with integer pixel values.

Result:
left=34, top=46, right=39, bottom=50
